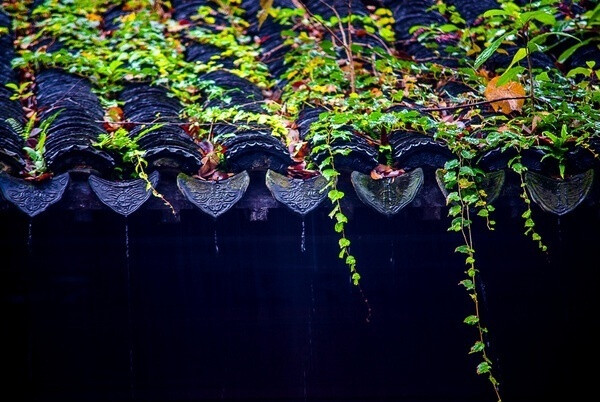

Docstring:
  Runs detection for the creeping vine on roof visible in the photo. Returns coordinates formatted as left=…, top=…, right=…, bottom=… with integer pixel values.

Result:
left=1, top=2, right=600, bottom=400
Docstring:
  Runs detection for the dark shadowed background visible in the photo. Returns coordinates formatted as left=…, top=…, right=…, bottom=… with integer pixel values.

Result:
left=1, top=201, right=599, bottom=402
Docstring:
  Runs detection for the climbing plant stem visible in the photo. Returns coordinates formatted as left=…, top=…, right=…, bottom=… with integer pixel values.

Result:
left=452, top=156, right=501, bottom=402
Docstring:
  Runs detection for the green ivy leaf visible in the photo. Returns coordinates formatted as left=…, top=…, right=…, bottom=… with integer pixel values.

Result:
left=459, top=279, right=475, bottom=290
left=328, top=204, right=341, bottom=218
left=449, top=217, right=464, bottom=232
left=477, top=361, right=492, bottom=375
left=444, top=159, right=459, bottom=170
left=339, top=238, right=351, bottom=248
left=455, top=245, right=472, bottom=254
left=459, top=166, right=475, bottom=177
left=335, top=213, right=348, bottom=223
left=464, top=315, right=479, bottom=325
left=470, top=341, right=485, bottom=354
left=449, top=204, right=462, bottom=217
left=477, top=209, right=489, bottom=217
left=321, top=169, right=338, bottom=181
left=447, top=192, right=460, bottom=203
left=511, top=163, right=525, bottom=174
left=328, top=189, right=345, bottom=202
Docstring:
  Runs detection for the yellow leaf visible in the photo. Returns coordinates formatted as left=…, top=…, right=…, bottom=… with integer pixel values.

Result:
left=484, top=77, right=525, bottom=114
left=258, top=0, right=273, bottom=28
left=121, top=13, right=136, bottom=23
left=312, top=84, right=337, bottom=93
left=87, top=13, right=103, bottom=22
left=466, top=43, right=481, bottom=57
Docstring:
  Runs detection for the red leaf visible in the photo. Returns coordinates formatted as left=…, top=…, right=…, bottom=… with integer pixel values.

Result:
left=198, top=140, right=215, bottom=156
left=287, top=162, right=319, bottom=179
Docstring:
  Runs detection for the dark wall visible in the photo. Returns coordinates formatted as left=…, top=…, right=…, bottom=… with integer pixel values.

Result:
left=1, top=202, right=599, bottom=401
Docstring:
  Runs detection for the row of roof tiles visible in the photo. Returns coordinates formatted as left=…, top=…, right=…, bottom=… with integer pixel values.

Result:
left=2, top=1, right=597, bottom=177
left=1, top=1, right=599, bottom=218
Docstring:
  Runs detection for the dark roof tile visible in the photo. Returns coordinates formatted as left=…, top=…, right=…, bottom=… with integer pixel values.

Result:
left=445, top=0, right=499, bottom=25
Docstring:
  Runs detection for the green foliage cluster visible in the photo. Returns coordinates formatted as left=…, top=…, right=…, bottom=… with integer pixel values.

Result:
left=93, top=123, right=176, bottom=212
left=6, top=0, right=281, bottom=135
left=269, top=4, right=409, bottom=285
left=2, top=0, right=282, bottom=187
left=5, top=111, right=61, bottom=177
left=415, top=1, right=600, bottom=177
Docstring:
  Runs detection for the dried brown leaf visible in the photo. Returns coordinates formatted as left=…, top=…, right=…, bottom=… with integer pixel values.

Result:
left=484, top=77, right=525, bottom=114
left=370, top=164, right=405, bottom=180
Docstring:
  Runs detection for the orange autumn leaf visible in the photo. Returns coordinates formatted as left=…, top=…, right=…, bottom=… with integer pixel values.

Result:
left=370, top=87, right=383, bottom=98
left=484, top=77, right=526, bottom=114
left=370, top=169, right=383, bottom=180
left=370, top=164, right=405, bottom=180
left=289, top=140, right=309, bottom=162
left=106, top=106, right=123, bottom=121
left=86, top=13, right=103, bottom=22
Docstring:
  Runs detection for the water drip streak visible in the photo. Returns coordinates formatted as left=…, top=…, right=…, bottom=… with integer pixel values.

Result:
left=214, top=228, right=219, bottom=254
left=478, top=277, right=491, bottom=350
left=300, top=218, right=306, bottom=253
left=26, top=218, right=34, bottom=394
left=388, top=215, right=394, bottom=266
left=125, top=222, right=130, bottom=261
left=124, top=221, right=135, bottom=400
left=303, top=369, right=307, bottom=401
left=309, top=282, right=315, bottom=355
left=557, top=216, right=563, bottom=244
left=304, top=214, right=320, bottom=398
left=304, top=281, right=315, bottom=401
left=479, top=278, right=489, bottom=312
left=390, top=237, right=397, bottom=286
left=27, top=219, right=33, bottom=254
left=477, top=275, right=502, bottom=377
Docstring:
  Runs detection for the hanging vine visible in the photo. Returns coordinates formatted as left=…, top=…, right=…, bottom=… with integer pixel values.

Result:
left=438, top=149, right=502, bottom=400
